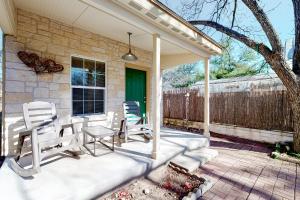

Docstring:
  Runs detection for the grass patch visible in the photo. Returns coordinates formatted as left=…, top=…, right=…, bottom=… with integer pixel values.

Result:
left=272, top=142, right=300, bottom=160
left=287, top=151, right=300, bottom=159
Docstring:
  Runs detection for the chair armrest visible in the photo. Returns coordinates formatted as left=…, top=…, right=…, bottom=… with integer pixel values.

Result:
left=142, top=112, right=151, bottom=125
left=19, top=129, right=32, bottom=137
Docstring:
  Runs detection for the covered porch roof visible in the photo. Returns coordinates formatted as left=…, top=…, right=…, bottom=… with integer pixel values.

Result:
left=0, top=0, right=221, bottom=68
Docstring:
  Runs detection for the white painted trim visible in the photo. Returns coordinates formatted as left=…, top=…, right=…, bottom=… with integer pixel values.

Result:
left=209, top=124, right=293, bottom=144
left=114, top=0, right=221, bottom=54
left=72, top=85, right=106, bottom=90
left=161, top=53, right=203, bottom=69
left=69, top=55, right=108, bottom=116
left=0, top=0, right=16, bottom=35
left=164, top=119, right=293, bottom=144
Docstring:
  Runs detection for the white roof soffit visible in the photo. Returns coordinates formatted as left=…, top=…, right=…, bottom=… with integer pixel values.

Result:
left=115, top=0, right=222, bottom=55
left=161, top=53, right=201, bottom=69
left=0, top=0, right=17, bottom=35
left=80, top=0, right=221, bottom=57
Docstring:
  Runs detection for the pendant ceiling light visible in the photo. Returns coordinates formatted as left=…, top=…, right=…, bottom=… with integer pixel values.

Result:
left=122, top=32, right=138, bottom=61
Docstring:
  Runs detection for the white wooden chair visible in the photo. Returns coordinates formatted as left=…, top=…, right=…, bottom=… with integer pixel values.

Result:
left=9, top=101, right=80, bottom=177
left=121, top=101, right=152, bottom=143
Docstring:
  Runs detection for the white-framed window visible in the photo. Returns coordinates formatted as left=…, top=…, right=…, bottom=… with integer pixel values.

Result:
left=71, top=56, right=106, bottom=116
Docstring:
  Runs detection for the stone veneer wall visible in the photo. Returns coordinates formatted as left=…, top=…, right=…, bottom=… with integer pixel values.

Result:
left=2, top=9, right=152, bottom=156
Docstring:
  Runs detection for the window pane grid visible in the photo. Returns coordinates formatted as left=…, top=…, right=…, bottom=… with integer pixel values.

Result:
left=71, top=57, right=106, bottom=116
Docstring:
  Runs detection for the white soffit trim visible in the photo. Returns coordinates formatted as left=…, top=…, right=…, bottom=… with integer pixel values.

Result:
left=161, top=53, right=202, bottom=69
left=0, top=0, right=16, bottom=35
left=80, top=0, right=213, bottom=57
left=116, top=0, right=222, bottom=55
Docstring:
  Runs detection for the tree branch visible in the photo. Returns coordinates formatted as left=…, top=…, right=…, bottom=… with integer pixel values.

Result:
left=231, top=0, right=237, bottom=28
left=292, top=0, right=300, bottom=74
left=189, top=20, right=273, bottom=57
left=242, top=0, right=282, bottom=52
left=189, top=20, right=300, bottom=94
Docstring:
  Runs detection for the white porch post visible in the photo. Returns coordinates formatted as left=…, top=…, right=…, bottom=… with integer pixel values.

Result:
left=152, top=33, right=161, bottom=159
left=204, top=57, right=210, bottom=137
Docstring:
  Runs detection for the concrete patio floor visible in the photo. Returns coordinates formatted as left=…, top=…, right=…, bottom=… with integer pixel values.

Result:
left=0, top=128, right=211, bottom=200
left=196, top=134, right=300, bottom=200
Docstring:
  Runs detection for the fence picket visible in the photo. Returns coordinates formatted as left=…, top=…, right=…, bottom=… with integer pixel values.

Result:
left=163, top=89, right=294, bottom=132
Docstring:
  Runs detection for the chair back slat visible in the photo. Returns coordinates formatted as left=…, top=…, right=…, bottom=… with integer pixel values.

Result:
left=28, top=115, right=56, bottom=123
left=123, top=101, right=142, bottom=125
left=28, top=109, right=53, bottom=116
left=23, top=101, right=56, bottom=130
left=23, top=101, right=60, bottom=142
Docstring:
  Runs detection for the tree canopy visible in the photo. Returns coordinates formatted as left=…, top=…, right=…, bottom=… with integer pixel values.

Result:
left=163, top=36, right=268, bottom=88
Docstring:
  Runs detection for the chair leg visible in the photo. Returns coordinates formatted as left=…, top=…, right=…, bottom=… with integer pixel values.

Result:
left=58, top=129, right=64, bottom=147
left=31, top=129, right=41, bottom=172
left=83, top=132, right=87, bottom=146
left=112, top=135, right=115, bottom=151
left=16, top=135, right=26, bottom=161
left=10, top=158, right=38, bottom=177
left=124, top=128, right=128, bottom=143
left=93, top=137, right=96, bottom=156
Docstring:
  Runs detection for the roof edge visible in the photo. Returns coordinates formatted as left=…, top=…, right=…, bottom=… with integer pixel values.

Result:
left=148, top=0, right=222, bottom=50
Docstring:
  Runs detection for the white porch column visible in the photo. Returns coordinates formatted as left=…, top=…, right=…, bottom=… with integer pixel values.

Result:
left=204, top=57, right=210, bottom=137
left=152, top=33, right=161, bottom=159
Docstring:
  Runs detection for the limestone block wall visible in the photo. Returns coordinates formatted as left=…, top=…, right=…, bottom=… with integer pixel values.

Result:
left=2, top=9, right=152, bottom=156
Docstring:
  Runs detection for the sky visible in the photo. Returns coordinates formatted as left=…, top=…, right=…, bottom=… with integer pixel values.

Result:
left=161, top=0, right=295, bottom=44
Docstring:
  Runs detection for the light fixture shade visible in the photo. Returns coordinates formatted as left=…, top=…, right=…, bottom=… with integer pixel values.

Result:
left=122, top=51, right=138, bottom=61
left=122, top=32, right=138, bottom=61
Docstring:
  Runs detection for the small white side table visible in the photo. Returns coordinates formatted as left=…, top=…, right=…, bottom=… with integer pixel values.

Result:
left=82, top=125, right=116, bottom=156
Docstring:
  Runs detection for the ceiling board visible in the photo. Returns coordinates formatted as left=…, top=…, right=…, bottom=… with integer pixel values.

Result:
left=14, top=0, right=87, bottom=25
left=13, top=0, right=189, bottom=55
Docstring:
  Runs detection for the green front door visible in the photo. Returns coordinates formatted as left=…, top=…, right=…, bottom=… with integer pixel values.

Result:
left=125, top=68, right=147, bottom=116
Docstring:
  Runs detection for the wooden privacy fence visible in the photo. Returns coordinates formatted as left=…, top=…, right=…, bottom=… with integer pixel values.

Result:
left=163, top=89, right=294, bottom=132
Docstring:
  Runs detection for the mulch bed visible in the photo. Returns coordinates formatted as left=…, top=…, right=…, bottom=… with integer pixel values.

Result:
left=102, top=166, right=204, bottom=200
left=161, top=167, right=203, bottom=198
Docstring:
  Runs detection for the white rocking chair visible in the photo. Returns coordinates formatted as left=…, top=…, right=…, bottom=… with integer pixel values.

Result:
left=9, top=101, right=80, bottom=177
left=121, top=101, right=152, bottom=143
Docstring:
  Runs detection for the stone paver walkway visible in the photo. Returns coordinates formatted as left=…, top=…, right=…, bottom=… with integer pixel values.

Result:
left=197, top=135, right=300, bottom=200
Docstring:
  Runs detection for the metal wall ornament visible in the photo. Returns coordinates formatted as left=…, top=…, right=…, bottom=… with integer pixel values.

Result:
left=17, top=51, right=64, bottom=73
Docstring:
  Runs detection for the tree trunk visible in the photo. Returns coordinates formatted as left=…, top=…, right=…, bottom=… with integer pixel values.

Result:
left=291, top=98, right=300, bottom=152
left=292, top=0, right=300, bottom=151
left=292, top=0, right=300, bottom=74
left=266, top=55, right=300, bottom=151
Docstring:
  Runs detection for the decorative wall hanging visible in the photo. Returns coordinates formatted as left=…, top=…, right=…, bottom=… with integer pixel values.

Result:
left=17, top=51, right=64, bottom=73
